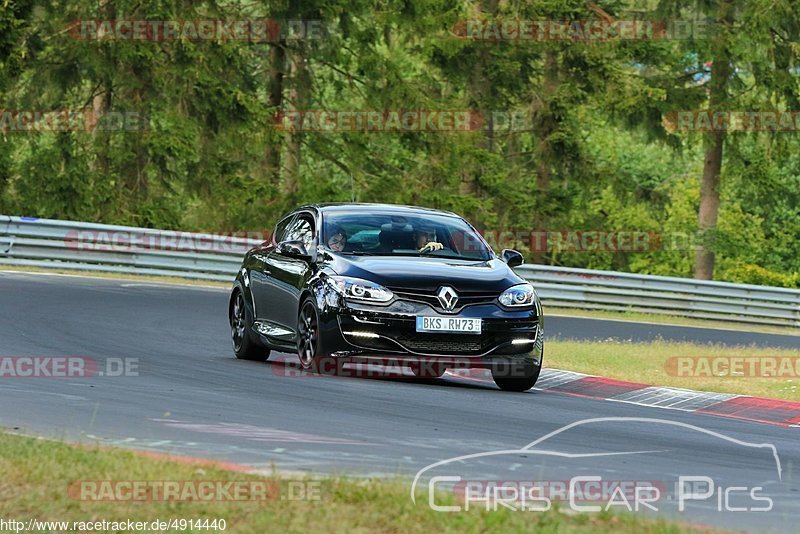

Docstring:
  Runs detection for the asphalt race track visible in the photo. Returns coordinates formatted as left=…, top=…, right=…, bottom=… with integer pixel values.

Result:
left=1, top=271, right=798, bottom=532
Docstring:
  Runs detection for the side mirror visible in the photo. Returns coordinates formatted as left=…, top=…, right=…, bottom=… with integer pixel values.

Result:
left=501, top=249, right=524, bottom=268
left=316, top=245, right=333, bottom=262
left=278, top=240, right=310, bottom=259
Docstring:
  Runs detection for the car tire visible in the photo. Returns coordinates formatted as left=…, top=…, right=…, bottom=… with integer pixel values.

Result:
left=297, top=297, right=341, bottom=375
left=409, top=362, right=447, bottom=378
left=491, top=359, right=541, bottom=392
left=230, top=289, right=270, bottom=361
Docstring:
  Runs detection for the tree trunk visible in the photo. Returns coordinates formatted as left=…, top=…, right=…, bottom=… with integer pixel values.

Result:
left=693, top=0, right=733, bottom=280
left=264, top=43, right=285, bottom=186
left=91, top=0, right=118, bottom=218
left=461, top=0, right=498, bottom=201
left=694, top=130, right=724, bottom=279
left=284, top=44, right=310, bottom=200
left=531, top=49, right=558, bottom=264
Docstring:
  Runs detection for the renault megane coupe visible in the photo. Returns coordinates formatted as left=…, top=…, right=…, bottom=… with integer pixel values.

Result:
left=229, top=203, right=543, bottom=391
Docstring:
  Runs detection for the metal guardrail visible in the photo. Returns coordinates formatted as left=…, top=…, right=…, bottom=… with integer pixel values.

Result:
left=0, top=215, right=258, bottom=282
left=2, top=215, right=799, bottom=327
left=516, top=265, right=800, bottom=327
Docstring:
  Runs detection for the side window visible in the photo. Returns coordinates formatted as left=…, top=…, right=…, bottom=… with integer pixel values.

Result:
left=273, top=215, right=296, bottom=245
left=284, top=214, right=315, bottom=251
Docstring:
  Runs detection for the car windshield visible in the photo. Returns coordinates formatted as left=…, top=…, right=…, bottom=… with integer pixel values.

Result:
left=322, top=210, right=492, bottom=261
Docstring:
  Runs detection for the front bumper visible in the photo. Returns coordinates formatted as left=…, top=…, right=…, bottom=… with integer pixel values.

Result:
left=316, top=295, right=543, bottom=369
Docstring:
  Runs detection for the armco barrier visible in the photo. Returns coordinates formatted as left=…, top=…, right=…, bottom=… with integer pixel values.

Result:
left=0, top=215, right=259, bottom=282
left=516, top=265, right=800, bottom=327
left=2, top=215, right=799, bottom=327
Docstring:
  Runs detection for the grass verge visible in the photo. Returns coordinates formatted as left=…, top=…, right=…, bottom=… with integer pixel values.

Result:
left=548, top=340, right=800, bottom=401
left=0, top=431, right=715, bottom=533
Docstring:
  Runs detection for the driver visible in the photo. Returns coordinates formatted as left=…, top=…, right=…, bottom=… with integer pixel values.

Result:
left=415, top=224, right=444, bottom=253
left=326, top=226, right=347, bottom=252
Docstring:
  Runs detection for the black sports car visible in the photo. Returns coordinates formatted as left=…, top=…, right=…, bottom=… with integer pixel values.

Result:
left=229, top=203, right=543, bottom=391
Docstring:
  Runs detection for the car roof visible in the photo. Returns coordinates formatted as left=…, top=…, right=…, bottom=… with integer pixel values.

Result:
left=299, top=203, right=460, bottom=218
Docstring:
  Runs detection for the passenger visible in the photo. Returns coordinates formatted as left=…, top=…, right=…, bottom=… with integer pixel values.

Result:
left=327, top=226, right=347, bottom=252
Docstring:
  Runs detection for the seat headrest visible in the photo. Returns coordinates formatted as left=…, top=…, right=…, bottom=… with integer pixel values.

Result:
left=380, top=222, right=413, bottom=233
left=379, top=223, right=414, bottom=248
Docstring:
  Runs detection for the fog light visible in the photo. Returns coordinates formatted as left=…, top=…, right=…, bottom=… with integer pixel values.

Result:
left=511, top=338, right=535, bottom=345
left=343, top=331, right=380, bottom=338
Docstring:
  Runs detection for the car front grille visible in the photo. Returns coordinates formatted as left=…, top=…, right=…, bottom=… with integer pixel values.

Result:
left=394, top=332, right=484, bottom=353
left=389, top=287, right=499, bottom=312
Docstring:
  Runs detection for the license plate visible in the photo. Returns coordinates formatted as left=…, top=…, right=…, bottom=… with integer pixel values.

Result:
left=415, top=316, right=482, bottom=334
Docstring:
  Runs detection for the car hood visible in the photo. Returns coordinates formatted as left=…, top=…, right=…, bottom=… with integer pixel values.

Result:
left=327, top=255, right=525, bottom=293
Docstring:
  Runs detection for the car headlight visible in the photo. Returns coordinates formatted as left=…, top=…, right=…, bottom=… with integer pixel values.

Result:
left=498, top=283, right=537, bottom=308
left=326, top=276, right=394, bottom=303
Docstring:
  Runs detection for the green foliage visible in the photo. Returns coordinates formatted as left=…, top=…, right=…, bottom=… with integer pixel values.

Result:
left=0, top=0, right=799, bottom=286
left=721, top=264, right=800, bottom=288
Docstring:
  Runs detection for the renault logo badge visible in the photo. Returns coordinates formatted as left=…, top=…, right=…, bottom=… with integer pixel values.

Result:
left=437, top=286, right=459, bottom=311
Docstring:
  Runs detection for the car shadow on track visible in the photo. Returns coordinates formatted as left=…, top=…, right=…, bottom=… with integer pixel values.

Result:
left=228, top=353, right=523, bottom=392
